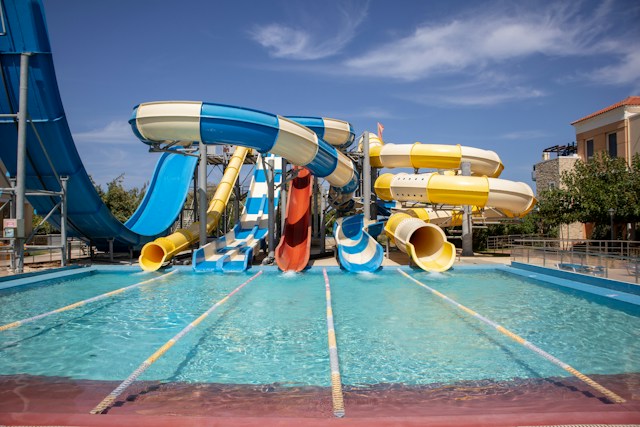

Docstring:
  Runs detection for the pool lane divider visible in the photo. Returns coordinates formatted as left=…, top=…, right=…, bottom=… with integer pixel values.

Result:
left=323, top=268, right=346, bottom=417
left=0, top=270, right=179, bottom=332
left=397, top=269, right=627, bottom=404
left=90, top=270, right=263, bottom=415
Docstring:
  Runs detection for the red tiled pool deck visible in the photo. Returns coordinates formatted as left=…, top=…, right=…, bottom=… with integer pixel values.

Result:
left=1, top=373, right=639, bottom=426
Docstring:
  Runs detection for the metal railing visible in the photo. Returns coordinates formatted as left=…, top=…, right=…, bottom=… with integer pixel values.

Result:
left=510, top=244, right=640, bottom=284
left=0, top=235, right=89, bottom=269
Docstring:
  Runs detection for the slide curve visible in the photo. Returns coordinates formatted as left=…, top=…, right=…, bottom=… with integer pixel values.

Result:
left=333, top=214, right=384, bottom=272
left=275, top=167, right=312, bottom=272
left=139, top=146, right=249, bottom=271
left=367, top=132, right=535, bottom=272
left=0, top=0, right=196, bottom=250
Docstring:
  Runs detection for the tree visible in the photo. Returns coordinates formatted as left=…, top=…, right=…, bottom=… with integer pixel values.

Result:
left=94, top=174, right=147, bottom=223
left=561, top=153, right=640, bottom=226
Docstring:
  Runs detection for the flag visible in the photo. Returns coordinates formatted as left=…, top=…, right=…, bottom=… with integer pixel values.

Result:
left=377, top=122, right=384, bottom=140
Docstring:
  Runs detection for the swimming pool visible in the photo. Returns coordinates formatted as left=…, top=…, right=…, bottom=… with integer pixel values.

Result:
left=1, top=265, right=639, bottom=390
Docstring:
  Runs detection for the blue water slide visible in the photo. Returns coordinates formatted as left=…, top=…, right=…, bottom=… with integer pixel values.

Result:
left=333, top=214, right=384, bottom=273
left=0, top=0, right=197, bottom=250
left=131, top=102, right=360, bottom=196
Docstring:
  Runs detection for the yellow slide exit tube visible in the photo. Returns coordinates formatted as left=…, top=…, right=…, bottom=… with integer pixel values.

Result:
left=384, top=212, right=456, bottom=272
left=139, top=146, right=249, bottom=271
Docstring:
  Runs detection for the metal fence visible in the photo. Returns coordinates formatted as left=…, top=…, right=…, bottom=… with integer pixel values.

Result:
left=0, top=235, right=89, bottom=268
left=507, top=238, right=640, bottom=284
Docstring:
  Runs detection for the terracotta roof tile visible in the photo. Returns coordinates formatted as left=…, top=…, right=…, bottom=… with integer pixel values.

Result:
left=571, top=96, right=640, bottom=125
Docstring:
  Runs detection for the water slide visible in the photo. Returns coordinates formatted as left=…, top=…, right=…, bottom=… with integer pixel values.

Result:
left=139, top=146, right=249, bottom=271
left=275, top=167, right=312, bottom=272
left=367, top=133, right=535, bottom=272
left=333, top=214, right=384, bottom=272
left=130, top=101, right=360, bottom=271
left=0, top=0, right=196, bottom=250
left=193, top=154, right=282, bottom=272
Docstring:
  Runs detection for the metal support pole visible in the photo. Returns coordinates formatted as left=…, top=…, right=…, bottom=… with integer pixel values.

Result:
left=234, top=170, right=241, bottom=224
left=280, top=159, right=288, bottom=237
left=264, top=158, right=275, bottom=264
left=108, top=238, right=114, bottom=263
left=15, top=53, right=31, bottom=273
left=362, top=132, right=371, bottom=220
left=313, top=177, right=319, bottom=238
left=198, top=145, right=208, bottom=247
left=60, top=176, right=68, bottom=266
left=461, top=161, right=474, bottom=257
left=320, top=187, right=326, bottom=253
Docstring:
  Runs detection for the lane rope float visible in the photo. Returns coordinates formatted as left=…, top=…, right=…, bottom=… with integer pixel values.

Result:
left=397, top=268, right=626, bottom=404
left=323, top=268, right=346, bottom=417
left=90, top=270, right=263, bottom=415
left=0, top=270, right=179, bottom=332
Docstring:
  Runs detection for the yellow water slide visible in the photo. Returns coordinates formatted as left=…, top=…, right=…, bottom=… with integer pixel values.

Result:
left=367, top=132, right=535, bottom=272
left=139, top=146, right=249, bottom=271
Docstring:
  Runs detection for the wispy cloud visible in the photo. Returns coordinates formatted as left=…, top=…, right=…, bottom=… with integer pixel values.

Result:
left=589, top=48, right=640, bottom=87
left=500, top=130, right=550, bottom=140
left=250, top=1, right=368, bottom=60
left=344, top=2, right=617, bottom=81
left=73, top=120, right=135, bottom=145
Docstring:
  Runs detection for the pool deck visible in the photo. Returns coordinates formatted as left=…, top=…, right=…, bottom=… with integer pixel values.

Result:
left=1, top=373, right=639, bottom=426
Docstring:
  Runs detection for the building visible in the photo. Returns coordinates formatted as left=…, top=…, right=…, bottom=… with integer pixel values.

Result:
left=532, top=144, right=584, bottom=240
left=572, top=96, right=640, bottom=163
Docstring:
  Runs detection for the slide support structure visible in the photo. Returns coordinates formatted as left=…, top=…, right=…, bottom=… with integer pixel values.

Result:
left=15, top=53, right=30, bottom=273
left=198, top=145, right=208, bottom=248
left=266, top=157, right=276, bottom=264
left=461, top=161, right=474, bottom=257
left=363, top=132, right=371, bottom=221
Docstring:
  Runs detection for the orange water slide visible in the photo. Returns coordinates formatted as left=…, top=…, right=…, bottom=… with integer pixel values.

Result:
left=275, top=167, right=312, bottom=272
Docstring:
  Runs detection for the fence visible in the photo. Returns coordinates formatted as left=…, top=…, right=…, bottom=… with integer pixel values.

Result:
left=506, top=238, right=640, bottom=284
left=0, top=235, right=89, bottom=268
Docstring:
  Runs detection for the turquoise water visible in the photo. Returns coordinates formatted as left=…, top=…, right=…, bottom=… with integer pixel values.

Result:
left=0, top=268, right=639, bottom=386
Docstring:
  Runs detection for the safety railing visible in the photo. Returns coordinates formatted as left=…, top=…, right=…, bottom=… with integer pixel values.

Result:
left=0, top=235, right=89, bottom=268
left=510, top=244, right=640, bottom=284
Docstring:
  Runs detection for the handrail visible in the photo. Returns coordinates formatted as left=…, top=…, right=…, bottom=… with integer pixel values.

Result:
left=510, top=245, right=640, bottom=283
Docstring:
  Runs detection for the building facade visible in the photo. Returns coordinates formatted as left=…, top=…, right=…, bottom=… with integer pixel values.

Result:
left=572, top=96, right=640, bottom=163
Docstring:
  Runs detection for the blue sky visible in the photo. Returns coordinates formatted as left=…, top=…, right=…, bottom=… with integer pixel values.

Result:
left=43, top=0, right=640, bottom=190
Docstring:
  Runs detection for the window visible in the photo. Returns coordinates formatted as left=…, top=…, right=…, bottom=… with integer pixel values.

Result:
left=586, top=139, right=594, bottom=159
left=608, top=132, right=617, bottom=157
left=548, top=182, right=556, bottom=190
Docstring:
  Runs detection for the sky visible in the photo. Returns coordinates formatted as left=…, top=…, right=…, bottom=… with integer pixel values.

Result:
left=42, top=0, right=640, bottom=190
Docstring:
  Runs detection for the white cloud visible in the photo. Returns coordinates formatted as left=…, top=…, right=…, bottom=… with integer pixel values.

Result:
left=344, top=1, right=622, bottom=81
left=500, top=130, right=550, bottom=140
left=589, top=49, right=640, bottom=86
left=250, top=1, right=368, bottom=60
left=404, top=85, right=546, bottom=107
left=73, top=120, right=136, bottom=145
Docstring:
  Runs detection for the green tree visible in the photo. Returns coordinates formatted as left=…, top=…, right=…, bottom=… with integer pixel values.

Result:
left=561, top=153, right=640, bottom=226
left=94, top=174, right=147, bottom=223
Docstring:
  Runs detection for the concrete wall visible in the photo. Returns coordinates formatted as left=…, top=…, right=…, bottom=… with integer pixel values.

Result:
left=630, top=114, right=640, bottom=158
left=533, top=156, right=585, bottom=240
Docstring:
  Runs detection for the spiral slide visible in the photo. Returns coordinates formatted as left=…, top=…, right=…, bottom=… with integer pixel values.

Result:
left=139, top=146, right=249, bottom=271
left=275, top=167, right=312, bottom=272
left=368, top=133, right=535, bottom=272
left=333, top=214, right=384, bottom=272
left=193, top=154, right=282, bottom=272
left=0, top=0, right=197, bottom=251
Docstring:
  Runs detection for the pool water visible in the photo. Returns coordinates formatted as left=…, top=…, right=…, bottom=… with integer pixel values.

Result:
left=0, top=268, right=639, bottom=387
